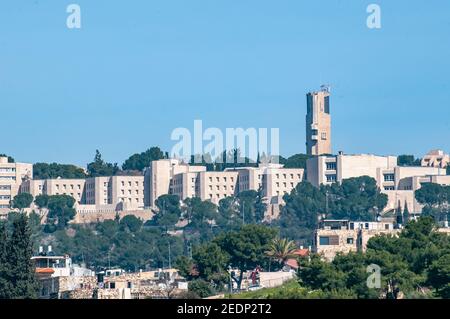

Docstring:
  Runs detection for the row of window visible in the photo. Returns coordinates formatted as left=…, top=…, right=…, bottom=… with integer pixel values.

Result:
left=208, top=193, right=233, bottom=200
left=55, top=184, right=82, bottom=191
left=275, top=182, right=296, bottom=188
left=0, top=168, right=15, bottom=172
left=319, top=236, right=354, bottom=246
left=209, top=185, right=235, bottom=191
left=0, top=185, right=11, bottom=190
left=120, top=189, right=140, bottom=195
left=208, top=176, right=235, bottom=183
left=0, top=195, right=11, bottom=200
left=274, top=173, right=301, bottom=180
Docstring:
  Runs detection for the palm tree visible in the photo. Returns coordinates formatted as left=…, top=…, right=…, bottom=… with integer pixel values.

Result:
left=265, top=237, right=298, bottom=267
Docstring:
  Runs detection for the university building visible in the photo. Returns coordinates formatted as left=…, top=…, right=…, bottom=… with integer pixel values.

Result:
left=0, top=156, right=33, bottom=213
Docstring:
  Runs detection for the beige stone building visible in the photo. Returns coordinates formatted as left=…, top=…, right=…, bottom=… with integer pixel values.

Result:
left=21, top=178, right=86, bottom=204
left=146, top=160, right=305, bottom=218
left=306, top=153, right=398, bottom=187
left=307, top=152, right=448, bottom=214
left=314, top=220, right=399, bottom=261
left=0, top=156, right=33, bottom=213
left=196, top=171, right=239, bottom=204
left=421, top=149, right=449, bottom=168
left=21, top=175, right=145, bottom=211
left=85, top=175, right=145, bottom=210
left=144, top=159, right=206, bottom=208
left=306, top=86, right=331, bottom=156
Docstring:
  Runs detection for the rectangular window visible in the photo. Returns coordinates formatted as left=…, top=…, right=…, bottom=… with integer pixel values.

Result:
left=326, top=174, right=337, bottom=183
left=347, top=237, right=354, bottom=244
left=384, top=174, right=395, bottom=182
left=324, top=96, right=330, bottom=114
left=326, top=162, right=336, bottom=170
left=321, top=132, right=327, bottom=140
left=319, top=236, right=330, bottom=245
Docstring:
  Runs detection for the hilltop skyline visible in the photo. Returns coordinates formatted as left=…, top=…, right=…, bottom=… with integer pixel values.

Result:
left=1, top=0, right=449, bottom=166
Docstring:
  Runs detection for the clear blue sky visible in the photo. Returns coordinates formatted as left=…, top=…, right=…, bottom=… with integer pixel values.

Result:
left=1, top=0, right=449, bottom=167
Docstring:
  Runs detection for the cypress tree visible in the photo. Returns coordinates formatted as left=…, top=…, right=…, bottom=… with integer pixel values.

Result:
left=8, top=214, right=39, bottom=299
left=403, top=201, right=410, bottom=224
left=0, top=222, right=12, bottom=298
left=396, top=200, right=403, bottom=226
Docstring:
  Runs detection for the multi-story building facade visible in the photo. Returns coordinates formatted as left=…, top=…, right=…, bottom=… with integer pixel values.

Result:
left=306, top=86, right=332, bottom=156
left=22, top=178, right=86, bottom=204
left=85, top=175, right=145, bottom=210
left=314, top=219, right=399, bottom=261
left=144, top=159, right=206, bottom=208
left=306, top=153, right=398, bottom=187
left=22, top=175, right=145, bottom=211
left=196, top=171, right=239, bottom=204
left=306, top=152, right=448, bottom=213
left=145, top=160, right=304, bottom=216
left=0, top=156, right=33, bottom=213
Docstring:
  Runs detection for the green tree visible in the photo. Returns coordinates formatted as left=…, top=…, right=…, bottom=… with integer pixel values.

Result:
left=182, top=197, right=218, bottom=244
left=87, top=150, right=120, bottom=177
left=119, top=215, right=143, bottom=233
left=266, top=237, right=297, bottom=269
left=427, top=254, right=450, bottom=298
left=193, top=242, right=229, bottom=282
left=0, top=222, right=12, bottom=298
left=325, top=176, right=388, bottom=221
left=236, top=189, right=267, bottom=224
left=395, top=200, right=403, bottom=226
left=297, top=254, right=347, bottom=291
left=174, top=255, right=195, bottom=280
left=8, top=214, right=39, bottom=298
left=215, top=225, right=276, bottom=289
left=34, top=194, right=50, bottom=209
left=122, top=147, right=165, bottom=171
left=188, top=279, right=214, bottom=298
left=403, top=201, right=410, bottom=224
left=415, top=183, right=449, bottom=222
left=216, top=197, right=241, bottom=231
left=189, top=153, right=215, bottom=171
left=183, top=197, right=218, bottom=229
left=280, top=153, right=310, bottom=169
left=397, top=155, right=421, bottom=167
left=151, top=194, right=182, bottom=228
left=45, top=195, right=77, bottom=230
left=33, top=163, right=87, bottom=179
left=214, top=149, right=258, bottom=171
left=0, top=154, right=15, bottom=163
left=277, top=181, right=325, bottom=245
left=11, top=193, right=34, bottom=210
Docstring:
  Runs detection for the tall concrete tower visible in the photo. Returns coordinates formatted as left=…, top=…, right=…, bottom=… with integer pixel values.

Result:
left=306, top=85, right=331, bottom=156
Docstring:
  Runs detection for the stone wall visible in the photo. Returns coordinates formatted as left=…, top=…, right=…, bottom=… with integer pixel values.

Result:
left=72, top=209, right=154, bottom=224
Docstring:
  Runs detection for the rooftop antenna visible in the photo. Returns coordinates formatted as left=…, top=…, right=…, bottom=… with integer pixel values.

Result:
left=320, top=84, right=331, bottom=93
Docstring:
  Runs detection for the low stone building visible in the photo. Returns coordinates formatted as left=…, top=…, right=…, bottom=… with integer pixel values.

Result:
left=314, top=220, right=400, bottom=261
